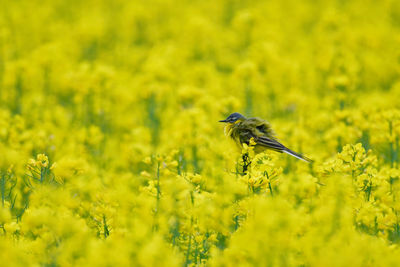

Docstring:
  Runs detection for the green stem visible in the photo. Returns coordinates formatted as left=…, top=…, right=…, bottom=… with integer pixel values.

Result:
left=103, top=215, right=110, bottom=238
left=185, top=191, right=195, bottom=266
left=185, top=234, right=192, bottom=266
left=156, top=161, right=160, bottom=210
left=234, top=215, right=239, bottom=230
left=265, top=171, right=273, bottom=196
left=194, top=240, right=199, bottom=264
left=153, top=161, right=161, bottom=231
left=1, top=172, right=4, bottom=207
left=389, top=121, right=395, bottom=167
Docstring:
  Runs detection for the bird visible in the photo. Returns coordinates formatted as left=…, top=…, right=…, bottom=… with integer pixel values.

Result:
left=219, top=112, right=312, bottom=163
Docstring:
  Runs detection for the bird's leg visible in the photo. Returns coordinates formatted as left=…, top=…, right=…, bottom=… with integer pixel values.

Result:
left=242, top=152, right=251, bottom=174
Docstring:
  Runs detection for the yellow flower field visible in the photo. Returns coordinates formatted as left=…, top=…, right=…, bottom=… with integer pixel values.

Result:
left=1, top=0, right=400, bottom=265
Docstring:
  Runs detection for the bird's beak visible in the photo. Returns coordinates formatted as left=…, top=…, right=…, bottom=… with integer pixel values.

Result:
left=219, top=119, right=228, bottom=123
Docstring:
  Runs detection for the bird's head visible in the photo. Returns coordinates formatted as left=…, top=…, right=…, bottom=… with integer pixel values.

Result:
left=219, top=112, right=246, bottom=124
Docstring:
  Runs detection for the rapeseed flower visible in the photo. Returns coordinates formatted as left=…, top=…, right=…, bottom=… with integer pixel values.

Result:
left=1, top=0, right=400, bottom=265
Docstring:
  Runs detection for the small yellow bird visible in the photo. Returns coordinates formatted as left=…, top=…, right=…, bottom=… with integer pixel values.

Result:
left=219, top=112, right=312, bottom=163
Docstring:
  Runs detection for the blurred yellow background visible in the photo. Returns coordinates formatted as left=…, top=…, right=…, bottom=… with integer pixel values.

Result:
left=1, top=0, right=400, bottom=265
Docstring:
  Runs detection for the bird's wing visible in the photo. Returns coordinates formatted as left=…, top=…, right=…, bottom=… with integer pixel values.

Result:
left=236, top=128, right=255, bottom=145
left=255, top=136, right=286, bottom=152
left=247, top=118, right=276, bottom=139
left=234, top=119, right=313, bottom=162
left=258, top=136, right=313, bottom=162
left=236, top=127, right=285, bottom=152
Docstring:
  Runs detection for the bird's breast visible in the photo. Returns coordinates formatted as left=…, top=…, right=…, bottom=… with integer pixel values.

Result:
left=224, top=123, right=234, bottom=137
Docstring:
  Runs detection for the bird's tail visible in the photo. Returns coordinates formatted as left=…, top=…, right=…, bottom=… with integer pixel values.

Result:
left=283, top=148, right=313, bottom=163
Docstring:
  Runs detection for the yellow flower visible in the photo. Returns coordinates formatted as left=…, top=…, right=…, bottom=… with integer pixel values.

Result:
left=4, top=222, right=20, bottom=233
left=249, top=137, right=257, bottom=146
left=208, top=233, right=218, bottom=242
left=140, top=171, right=151, bottom=178
left=143, top=157, right=152, bottom=165
left=36, top=154, right=49, bottom=168
left=194, top=234, right=203, bottom=243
